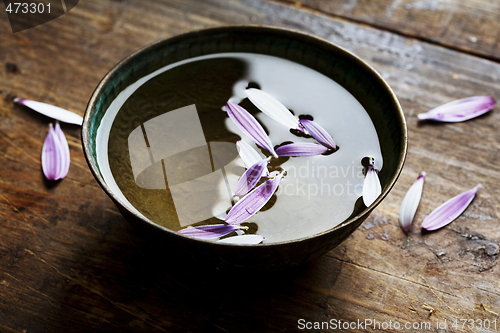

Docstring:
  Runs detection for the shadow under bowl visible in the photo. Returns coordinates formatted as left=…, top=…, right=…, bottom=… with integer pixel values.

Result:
left=82, top=26, right=407, bottom=270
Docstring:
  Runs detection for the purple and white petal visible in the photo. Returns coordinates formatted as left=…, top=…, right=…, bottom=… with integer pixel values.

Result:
left=226, top=102, right=278, bottom=158
left=363, top=158, right=381, bottom=207
left=234, top=157, right=270, bottom=197
left=421, top=185, right=481, bottom=231
left=226, top=171, right=285, bottom=225
left=245, top=88, right=300, bottom=130
left=53, top=122, right=70, bottom=180
left=399, top=172, right=426, bottom=233
left=14, top=98, right=83, bottom=125
left=417, top=96, right=495, bottom=122
left=217, top=235, right=264, bottom=244
left=41, top=123, right=70, bottom=181
left=299, top=119, right=337, bottom=150
left=177, top=224, right=244, bottom=239
left=275, top=142, right=328, bottom=157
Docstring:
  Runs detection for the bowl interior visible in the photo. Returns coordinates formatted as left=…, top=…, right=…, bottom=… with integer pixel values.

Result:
left=82, top=26, right=406, bottom=267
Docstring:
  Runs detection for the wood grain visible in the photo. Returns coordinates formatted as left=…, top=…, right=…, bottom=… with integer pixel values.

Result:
left=1, top=0, right=500, bottom=332
left=275, top=0, right=500, bottom=62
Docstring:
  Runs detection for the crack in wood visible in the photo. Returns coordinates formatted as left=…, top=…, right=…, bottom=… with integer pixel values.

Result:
left=420, top=275, right=458, bottom=314
left=327, top=254, right=477, bottom=300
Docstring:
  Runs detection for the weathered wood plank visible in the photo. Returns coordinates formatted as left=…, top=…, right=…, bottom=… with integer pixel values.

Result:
left=275, top=0, right=500, bottom=62
left=1, top=0, right=500, bottom=332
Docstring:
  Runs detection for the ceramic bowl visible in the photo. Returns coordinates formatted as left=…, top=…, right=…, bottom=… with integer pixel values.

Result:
left=82, top=26, right=407, bottom=270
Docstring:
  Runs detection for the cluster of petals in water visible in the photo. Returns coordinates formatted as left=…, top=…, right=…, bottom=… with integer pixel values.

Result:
left=177, top=88, right=381, bottom=243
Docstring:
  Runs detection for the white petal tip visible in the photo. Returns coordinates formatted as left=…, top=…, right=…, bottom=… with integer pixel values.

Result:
left=217, top=235, right=264, bottom=244
left=417, top=113, right=427, bottom=120
left=362, top=166, right=382, bottom=207
left=245, top=88, right=299, bottom=129
left=362, top=196, right=376, bottom=207
left=15, top=98, right=83, bottom=125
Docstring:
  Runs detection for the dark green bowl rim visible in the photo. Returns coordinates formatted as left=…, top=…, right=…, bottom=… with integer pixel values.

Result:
left=82, top=25, right=407, bottom=248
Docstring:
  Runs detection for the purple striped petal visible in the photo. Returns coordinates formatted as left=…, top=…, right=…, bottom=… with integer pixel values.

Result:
left=245, top=88, right=300, bottom=130
left=226, top=171, right=285, bottom=225
left=234, top=157, right=270, bottom=197
left=275, top=142, right=328, bottom=157
left=362, top=158, right=381, bottom=206
left=417, top=96, right=495, bottom=122
left=421, top=185, right=481, bottom=231
left=177, top=224, right=244, bottom=239
left=399, top=172, right=426, bottom=233
left=299, top=119, right=337, bottom=150
left=14, top=98, right=83, bottom=125
left=226, top=102, right=278, bottom=158
left=41, top=122, right=70, bottom=180
left=53, top=122, right=70, bottom=180
left=217, top=235, right=264, bottom=244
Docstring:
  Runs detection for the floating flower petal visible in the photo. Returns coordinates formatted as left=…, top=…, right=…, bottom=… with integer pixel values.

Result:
left=226, top=102, right=278, bottom=158
left=275, top=142, right=328, bottom=157
left=41, top=122, right=70, bottom=180
left=299, top=119, right=337, bottom=150
left=226, top=171, right=285, bottom=225
left=217, top=235, right=264, bottom=244
left=234, top=157, right=270, bottom=197
left=236, top=140, right=269, bottom=176
left=14, top=98, right=83, bottom=125
left=399, top=172, right=426, bottom=233
left=417, top=96, right=495, bottom=122
left=236, top=140, right=261, bottom=168
left=363, top=157, right=382, bottom=207
left=421, top=185, right=481, bottom=231
left=177, top=224, right=244, bottom=239
left=245, top=88, right=300, bottom=130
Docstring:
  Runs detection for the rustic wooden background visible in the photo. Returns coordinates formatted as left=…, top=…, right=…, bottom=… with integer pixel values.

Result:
left=1, top=0, right=500, bottom=332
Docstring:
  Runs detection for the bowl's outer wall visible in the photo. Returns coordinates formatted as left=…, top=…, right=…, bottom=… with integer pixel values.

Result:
left=116, top=198, right=372, bottom=270
left=82, top=26, right=406, bottom=270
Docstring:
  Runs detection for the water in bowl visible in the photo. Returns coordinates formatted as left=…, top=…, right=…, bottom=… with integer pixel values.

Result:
left=96, top=52, right=382, bottom=243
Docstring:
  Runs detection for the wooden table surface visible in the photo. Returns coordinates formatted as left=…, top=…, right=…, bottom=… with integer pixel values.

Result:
left=1, top=1, right=500, bottom=332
